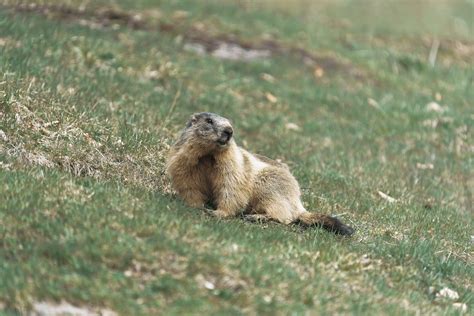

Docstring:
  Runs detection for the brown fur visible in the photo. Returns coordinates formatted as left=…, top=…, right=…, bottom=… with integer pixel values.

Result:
left=166, top=112, right=354, bottom=235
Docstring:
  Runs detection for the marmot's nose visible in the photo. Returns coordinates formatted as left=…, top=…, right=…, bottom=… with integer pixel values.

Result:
left=222, top=127, right=233, bottom=141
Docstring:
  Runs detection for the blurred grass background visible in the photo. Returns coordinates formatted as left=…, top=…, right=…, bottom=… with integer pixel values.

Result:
left=0, top=0, right=472, bottom=314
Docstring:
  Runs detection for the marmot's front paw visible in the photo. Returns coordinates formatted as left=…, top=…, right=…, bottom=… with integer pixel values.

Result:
left=212, top=209, right=233, bottom=219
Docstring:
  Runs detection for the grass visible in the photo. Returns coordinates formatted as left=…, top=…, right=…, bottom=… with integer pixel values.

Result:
left=0, top=0, right=473, bottom=314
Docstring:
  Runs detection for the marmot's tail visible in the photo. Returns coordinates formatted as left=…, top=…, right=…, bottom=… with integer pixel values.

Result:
left=297, top=212, right=355, bottom=236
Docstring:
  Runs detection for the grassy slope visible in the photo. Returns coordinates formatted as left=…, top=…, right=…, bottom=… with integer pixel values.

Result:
left=0, top=0, right=473, bottom=314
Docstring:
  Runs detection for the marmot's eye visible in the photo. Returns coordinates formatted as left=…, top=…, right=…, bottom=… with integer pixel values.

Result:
left=206, top=118, right=213, bottom=124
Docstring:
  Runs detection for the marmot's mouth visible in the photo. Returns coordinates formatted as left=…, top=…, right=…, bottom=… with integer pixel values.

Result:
left=217, top=135, right=232, bottom=146
left=217, top=128, right=233, bottom=146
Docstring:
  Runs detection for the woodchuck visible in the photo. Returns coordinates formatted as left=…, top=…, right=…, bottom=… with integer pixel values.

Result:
left=166, top=112, right=354, bottom=235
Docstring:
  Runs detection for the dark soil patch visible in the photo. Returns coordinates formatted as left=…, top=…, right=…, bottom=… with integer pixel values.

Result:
left=11, top=2, right=149, bottom=29
left=6, top=2, right=368, bottom=79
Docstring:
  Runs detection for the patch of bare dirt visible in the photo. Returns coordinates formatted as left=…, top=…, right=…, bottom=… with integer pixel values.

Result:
left=11, top=2, right=148, bottom=30
left=4, top=2, right=367, bottom=79
left=182, top=28, right=366, bottom=79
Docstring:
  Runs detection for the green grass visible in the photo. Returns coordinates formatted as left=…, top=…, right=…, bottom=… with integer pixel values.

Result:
left=0, top=0, right=473, bottom=314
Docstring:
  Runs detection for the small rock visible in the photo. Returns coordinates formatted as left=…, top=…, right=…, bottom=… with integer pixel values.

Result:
left=263, top=295, right=272, bottom=303
left=416, top=162, right=434, bottom=170
left=367, top=98, right=379, bottom=108
left=314, top=67, right=324, bottom=78
left=261, top=73, right=275, bottom=82
left=426, top=102, right=444, bottom=113
left=203, top=281, right=215, bottom=290
left=265, top=92, right=277, bottom=103
left=452, top=303, right=467, bottom=313
left=436, top=287, right=459, bottom=300
left=360, top=254, right=371, bottom=267
left=196, top=274, right=216, bottom=290
left=285, top=122, right=300, bottom=131
left=144, top=69, right=160, bottom=80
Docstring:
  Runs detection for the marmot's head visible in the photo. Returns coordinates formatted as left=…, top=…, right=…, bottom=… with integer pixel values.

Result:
left=183, top=112, right=234, bottom=151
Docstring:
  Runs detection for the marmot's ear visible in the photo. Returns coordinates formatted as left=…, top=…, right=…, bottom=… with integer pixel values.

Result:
left=190, top=113, right=199, bottom=124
